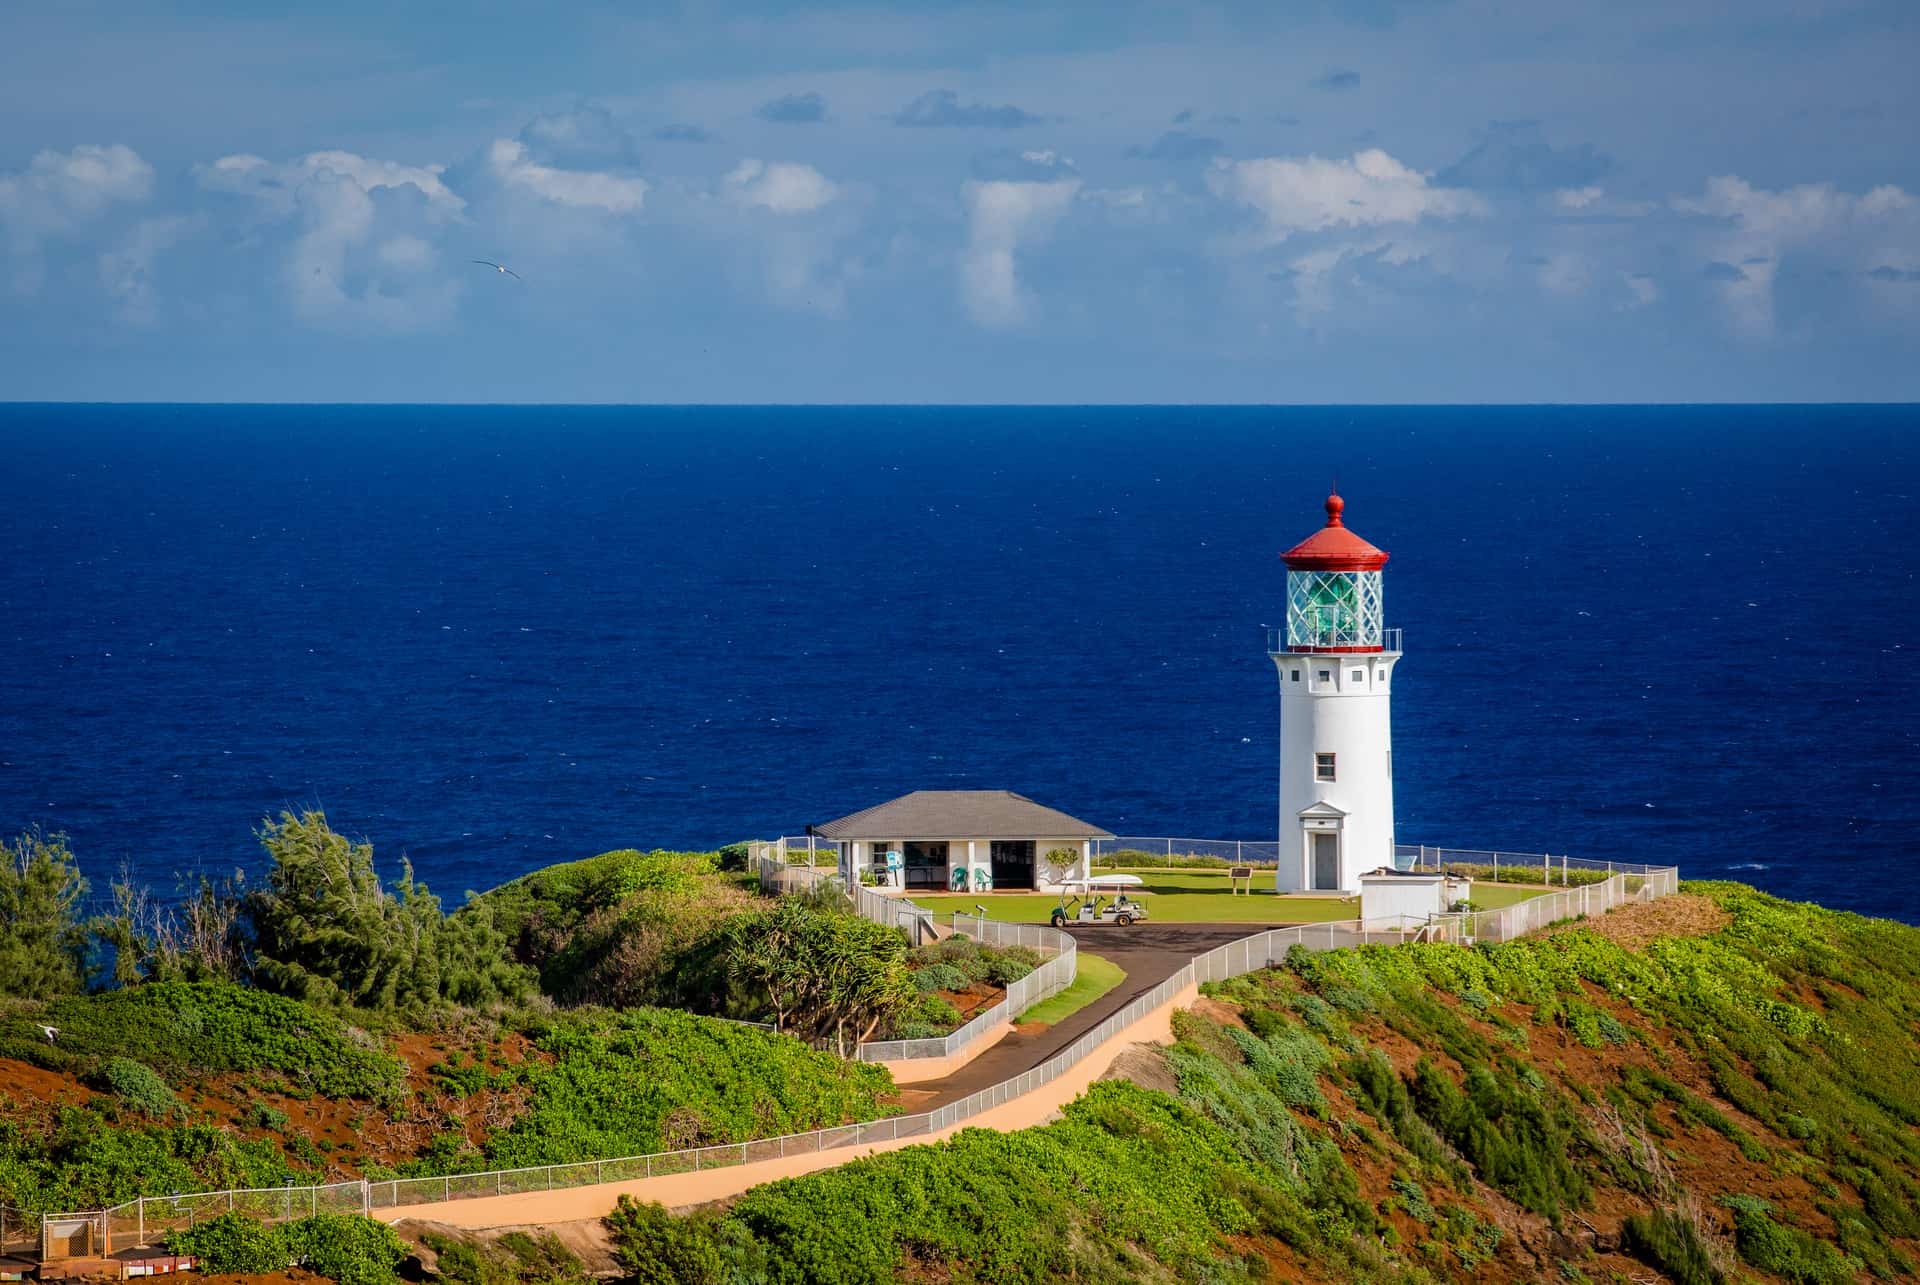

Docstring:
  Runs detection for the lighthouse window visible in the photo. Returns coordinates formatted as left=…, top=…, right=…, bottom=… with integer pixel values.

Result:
left=1350, top=669, right=1364, bottom=681
left=1290, top=669, right=1300, bottom=682
left=1317, top=669, right=1331, bottom=683
left=1315, top=753, right=1337, bottom=781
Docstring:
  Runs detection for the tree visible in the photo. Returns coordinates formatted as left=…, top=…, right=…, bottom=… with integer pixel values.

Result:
left=724, top=901, right=913, bottom=1055
left=0, top=829, right=90, bottom=999
left=246, top=810, right=530, bottom=1011
left=1041, top=847, right=1082, bottom=884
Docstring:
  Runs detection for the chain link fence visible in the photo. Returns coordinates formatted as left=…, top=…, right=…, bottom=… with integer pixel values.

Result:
left=27, top=843, right=1678, bottom=1251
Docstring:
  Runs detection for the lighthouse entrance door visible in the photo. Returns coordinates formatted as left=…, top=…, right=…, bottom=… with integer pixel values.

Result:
left=1311, top=832, right=1340, bottom=890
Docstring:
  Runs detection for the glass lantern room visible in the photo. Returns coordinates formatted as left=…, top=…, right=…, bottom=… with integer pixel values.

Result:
left=1285, top=569, right=1384, bottom=651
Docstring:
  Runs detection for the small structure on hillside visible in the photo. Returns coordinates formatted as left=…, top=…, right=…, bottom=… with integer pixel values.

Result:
left=1358, top=866, right=1472, bottom=925
left=816, top=790, right=1110, bottom=892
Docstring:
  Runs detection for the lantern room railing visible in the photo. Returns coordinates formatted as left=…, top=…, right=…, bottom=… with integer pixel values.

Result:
left=1268, top=626, right=1401, bottom=656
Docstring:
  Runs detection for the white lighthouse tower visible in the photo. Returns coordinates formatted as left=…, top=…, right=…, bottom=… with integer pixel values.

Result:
left=1270, top=493, right=1399, bottom=892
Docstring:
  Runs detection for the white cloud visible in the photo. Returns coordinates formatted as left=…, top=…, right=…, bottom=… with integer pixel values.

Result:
left=724, top=159, right=837, bottom=214
left=196, top=147, right=464, bottom=332
left=1675, top=174, right=1917, bottom=336
left=487, top=138, right=647, bottom=213
left=198, top=151, right=462, bottom=218
left=1208, top=149, right=1484, bottom=244
left=0, top=142, right=153, bottom=292
left=1537, top=251, right=1591, bottom=296
left=1554, top=186, right=1604, bottom=210
left=97, top=214, right=197, bottom=324
left=960, top=177, right=1080, bottom=326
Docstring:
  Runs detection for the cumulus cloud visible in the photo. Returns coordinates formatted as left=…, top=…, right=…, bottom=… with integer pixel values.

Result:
left=755, top=91, right=827, bottom=124
left=1439, top=122, right=1612, bottom=194
left=960, top=150, right=1079, bottom=326
left=1208, top=149, right=1484, bottom=244
left=0, top=142, right=153, bottom=291
left=487, top=139, right=647, bottom=213
left=518, top=104, right=641, bottom=168
left=724, top=159, right=837, bottom=214
left=198, top=151, right=463, bottom=217
left=1311, top=70, right=1361, bottom=91
left=1674, top=174, right=1917, bottom=336
left=97, top=214, right=197, bottom=324
left=1125, top=130, right=1223, bottom=162
left=195, top=148, right=463, bottom=331
left=1554, top=186, right=1604, bottom=210
left=892, top=89, right=1043, bottom=129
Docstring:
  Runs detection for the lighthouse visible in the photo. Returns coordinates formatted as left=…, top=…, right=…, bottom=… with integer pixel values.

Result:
left=1269, top=493, right=1400, bottom=892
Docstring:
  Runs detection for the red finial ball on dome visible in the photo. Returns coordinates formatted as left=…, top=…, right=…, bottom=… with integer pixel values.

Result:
left=1281, top=491, right=1389, bottom=571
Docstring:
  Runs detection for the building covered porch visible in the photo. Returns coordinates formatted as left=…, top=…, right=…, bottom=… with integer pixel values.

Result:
left=814, top=790, right=1111, bottom=893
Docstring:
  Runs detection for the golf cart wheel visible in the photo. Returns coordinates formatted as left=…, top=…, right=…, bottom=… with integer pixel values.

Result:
left=1116, top=913, right=1132, bottom=926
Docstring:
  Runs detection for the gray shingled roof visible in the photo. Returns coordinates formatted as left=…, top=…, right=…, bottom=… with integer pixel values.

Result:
left=814, top=790, right=1112, bottom=841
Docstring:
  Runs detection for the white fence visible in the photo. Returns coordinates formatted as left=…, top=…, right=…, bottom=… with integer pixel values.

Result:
left=753, top=853, right=1080, bottom=1065
left=1094, top=836, right=1284, bottom=865
left=28, top=847, right=1678, bottom=1255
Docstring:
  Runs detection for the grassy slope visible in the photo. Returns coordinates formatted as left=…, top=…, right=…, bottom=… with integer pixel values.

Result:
left=620, top=882, right=1920, bottom=1285
left=1015, top=953, right=1125, bottom=1025
left=0, top=850, right=898, bottom=1212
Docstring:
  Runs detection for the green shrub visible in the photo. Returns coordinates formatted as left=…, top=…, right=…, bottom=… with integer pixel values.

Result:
left=284, top=1213, right=409, bottom=1285
left=241, top=1101, right=291, bottom=1131
left=477, top=1008, right=895, bottom=1169
left=421, top=1230, right=593, bottom=1285
left=93, top=1058, right=181, bottom=1118
left=910, top=964, right=968, bottom=993
left=1622, top=1207, right=1723, bottom=1285
left=164, top=1212, right=288, bottom=1274
left=17, top=980, right=405, bottom=1100
left=984, top=952, right=1038, bottom=986
left=605, top=1197, right=724, bottom=1285
left=1726, top=1197, right=1858, bottom=1285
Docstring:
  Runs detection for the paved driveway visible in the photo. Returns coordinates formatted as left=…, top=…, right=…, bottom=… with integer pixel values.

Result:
left=913, top=921, right=1283, bottom=1108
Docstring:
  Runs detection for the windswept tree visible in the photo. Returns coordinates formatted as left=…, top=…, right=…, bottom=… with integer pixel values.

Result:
left=724, top=900, right=913, bottom=1055
left=0, top=828, right=90, bottom=999
left=247, top=810, right=529, bottom=1011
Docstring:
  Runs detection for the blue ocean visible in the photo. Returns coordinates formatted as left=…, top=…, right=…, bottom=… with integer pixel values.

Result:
left=1, top=405, right=1915, bottom=922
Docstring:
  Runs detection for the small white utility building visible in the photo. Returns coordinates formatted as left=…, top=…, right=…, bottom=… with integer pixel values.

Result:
left=1270, top=493, right=1401, bottom=893
left=815, top=790, right=1109, bottom=893
left=1358, top=866, right=1472, bottom=925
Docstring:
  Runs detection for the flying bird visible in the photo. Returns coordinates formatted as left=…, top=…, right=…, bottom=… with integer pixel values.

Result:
left=472, top=259, right=523, bottom=280
left=39, top=1025, right=57, bottom=1044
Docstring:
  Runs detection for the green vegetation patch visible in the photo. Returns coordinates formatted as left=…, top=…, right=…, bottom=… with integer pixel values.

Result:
left=3, top=979, right=406, bottom=1099
left=471, top=1007, right=897, bottom=1170
left=1016, top=953, right=1125, bottom=1025
left=167, top=1211, right=407, bottom=1285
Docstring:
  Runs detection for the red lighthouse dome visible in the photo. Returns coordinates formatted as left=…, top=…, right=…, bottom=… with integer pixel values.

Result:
left=1281, top=493, right=1390, bottom=571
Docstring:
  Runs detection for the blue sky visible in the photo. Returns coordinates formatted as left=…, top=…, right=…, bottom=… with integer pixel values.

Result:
left=1, top=0, right=1916, bottom=403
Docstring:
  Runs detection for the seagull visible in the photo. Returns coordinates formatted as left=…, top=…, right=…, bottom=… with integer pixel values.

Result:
left=39, top=1025, right=57, bottom=1044
left=472, top=259, right=523, bottom=280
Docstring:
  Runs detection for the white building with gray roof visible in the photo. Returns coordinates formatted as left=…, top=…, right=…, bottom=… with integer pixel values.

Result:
left=815, top=789, right=1109, bottom=893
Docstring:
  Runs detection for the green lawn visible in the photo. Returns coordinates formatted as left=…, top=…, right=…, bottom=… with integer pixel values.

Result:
left=911, top=868, right=1547, bottom=925
left=1016, top=953, right=1126, bottom=1026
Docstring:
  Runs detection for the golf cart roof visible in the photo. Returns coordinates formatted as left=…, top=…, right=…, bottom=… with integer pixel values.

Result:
left=1060, top=874, right=1144, bottom=889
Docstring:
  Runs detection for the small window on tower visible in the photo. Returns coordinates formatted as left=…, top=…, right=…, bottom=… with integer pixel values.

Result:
left=1315, top=753, right=1337, bottom=782
left=1350, top=669, right=1364, bottom=681
left=1317, top=669, right=1332, bottom=683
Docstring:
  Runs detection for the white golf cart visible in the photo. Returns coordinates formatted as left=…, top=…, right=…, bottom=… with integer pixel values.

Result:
left=1050, top=874, right=1150, bottom=928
